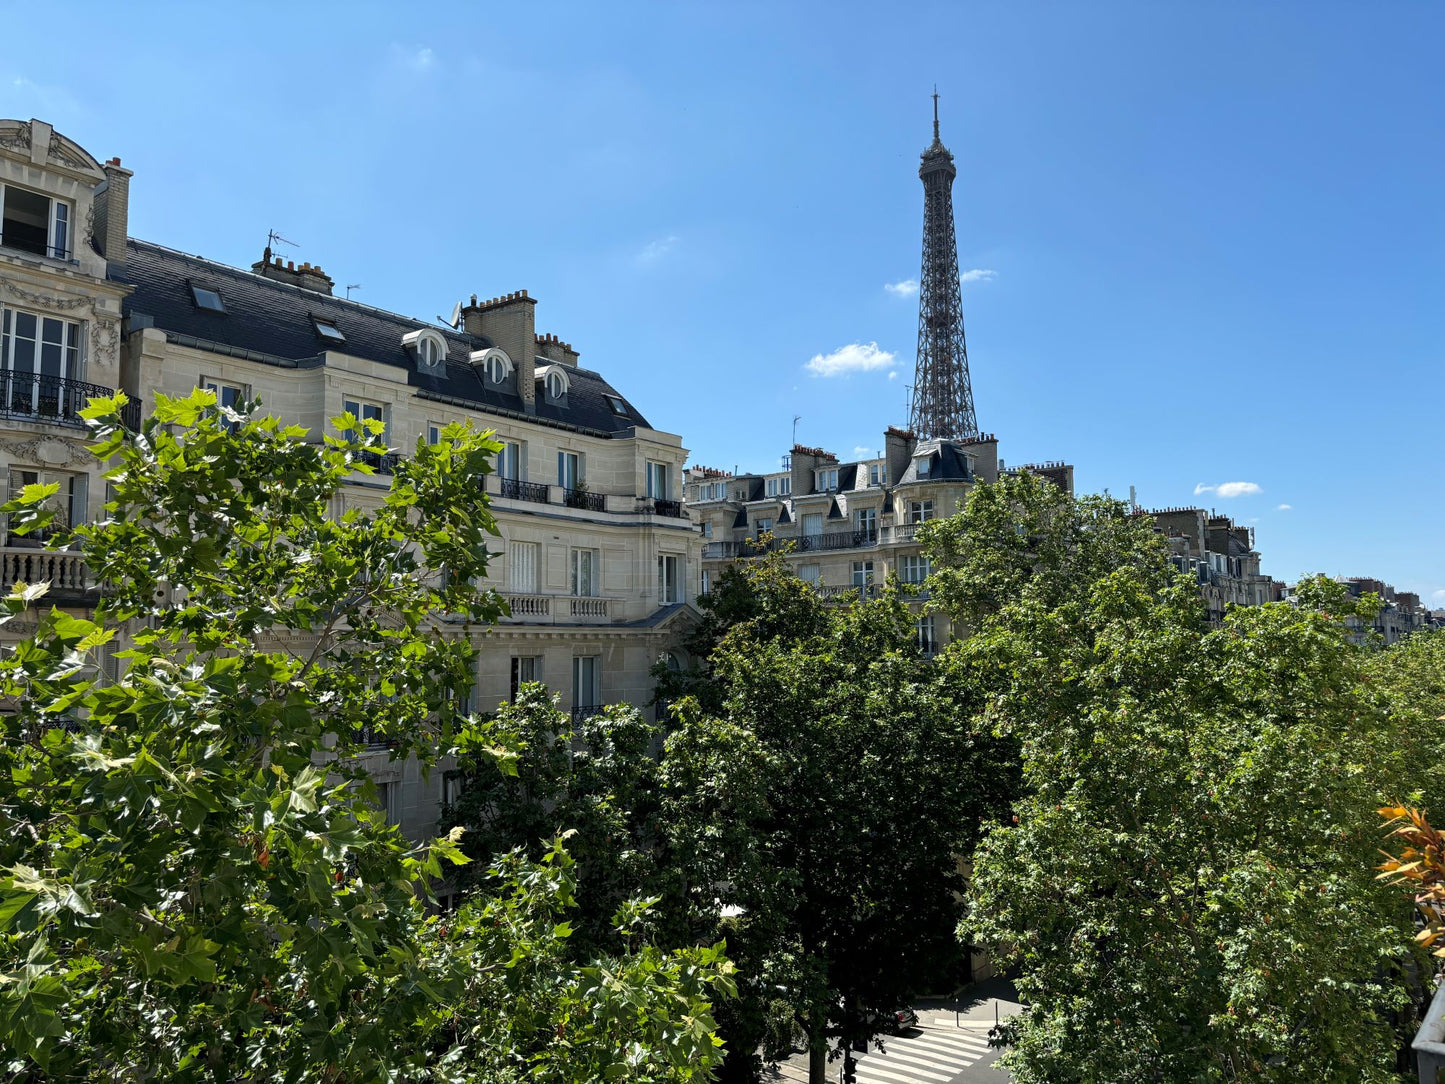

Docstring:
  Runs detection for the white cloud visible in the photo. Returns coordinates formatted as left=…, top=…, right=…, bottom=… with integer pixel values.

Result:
left=636, top=235, right=680, bottom=265
left=1432, top=589, right=1445, bottom=604
left=805, top=342, right=896, bottom=377
left=1194, top=481, right=1263, bottom=498
left=1276, top=503, right=1292, bottom=511
left=884, top=279, right=919, bottom=297
left=390, top=44, right=438, bottom=73
left=961, top=268, right=997, bottom=283
left=887, top=370, right=898, bottom=380
left=852, top=446, right=876, bottom=459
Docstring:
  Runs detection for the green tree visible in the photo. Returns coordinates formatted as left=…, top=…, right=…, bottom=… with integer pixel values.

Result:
left=662, top=554, right=1011, bottom=1083
left=955, top=545, right=1421, bottom=1081
left=0, top=391, right=732, bottom=1081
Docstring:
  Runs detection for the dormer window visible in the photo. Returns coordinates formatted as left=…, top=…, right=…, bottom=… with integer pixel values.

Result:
left=470, top=348, right=514, bottom=387
left=403, top=328, right=448, bottom=373
left=605, top=394, right=628, bottom=416
left=815, top=467, right=839, bottom=492
left=1, top=184, right=71, bottom=260
left=190, top=285, right=226, bottom=313
left=314, top=319, right=345, bottom=344
left=914, top=454, right=932, bottom=478
left=536, top=363, right=570, bottom=404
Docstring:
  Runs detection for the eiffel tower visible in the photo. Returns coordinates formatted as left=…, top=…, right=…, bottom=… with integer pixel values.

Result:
left=908, top=91, right=979, bottom=441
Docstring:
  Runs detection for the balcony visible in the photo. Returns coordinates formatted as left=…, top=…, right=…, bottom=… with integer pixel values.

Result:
left=652, top=498, right=684, bottom=518
left=816, top=583, right=881, bottom=602
left=493, top=477, right=549, bottom=504
left=571, top=704, right=607, bottom=722
left=502, top=592, right=614, bottom=624
left=0, top=372, right=140, bottom=430
left=0, top=546, right=92, bottom=598
left=1, top=229, right=70, bottom=263
left=563, top=487, right=605, bottom=512
left=358, top=450, right=403, bottom=474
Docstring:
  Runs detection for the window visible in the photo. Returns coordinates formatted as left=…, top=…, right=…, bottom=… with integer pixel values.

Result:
left=914, top=454, right=932, bottom=478
left=700, top=569, right=711, bottom=597
left=427, top=422, right=442, bottom=445
left=442, top=772, right=464, bottom=808
left=510, top=655, right=542, bottom=700
left=204, top=379, right=246, bottom=411
left=557, top=451, right=582, bottom=489
left=572, top=655, right=600, bottom=711
left=798, top=563, right=821, bottom=585
left=646, top=461, right=670, bottom=500
left=546, top=370, right=567, bottom=399
left=6, top=468, right=86, bottom=543
left=779, top=476, right=791, bottom=495
left=2, top=311, right=82, bottom=412
left=343, top=397, right=386, bottom=439
left=509, top=541, right=539, bottom=594
left=605, top=394, right=629, bottom=416
left=855, top=507, right=877, bottom=540
left=1, top=185, right=71, bottom=259
left=870, top=463, right=887, bottom=486
left=755, top=518, right=773, bottom=535
left=314, top=319, right=345, bottom=344
left=404, top=328, right=447, bottom=371
left=900, top=555, right=932, bottom=584
left=915, top=615, right=937, bottom=656
left=471, top=348, right=513, bottom=385
left=376, top=781, right=402, bottom=826
left=908, top=500, right=934, bottom=524
left=190, top=285, right=226, bottom=313
left=571, top=548, right=599, bottom=597
left=701, top=521, right=713, bottom=540
left=498, top=441, right=523, bottom=480
left=851, top=561, right=874, bottom=588
left=766, top=477, right=777, bottom=497
left=816, top=468, right=838, bottom=492
left=802, top=512, right=823, bottom=538
left=658, top=554, right=681, bottom=604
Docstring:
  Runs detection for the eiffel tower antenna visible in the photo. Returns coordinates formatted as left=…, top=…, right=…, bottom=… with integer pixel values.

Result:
left=908, top=90, right=979, bottom=440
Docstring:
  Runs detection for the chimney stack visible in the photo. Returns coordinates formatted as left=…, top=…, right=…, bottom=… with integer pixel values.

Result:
left=93, top=156, right=133, bottom=274
left=251, top=255, right=335, bottom=295
left=461, top=290, right=538, bottom=409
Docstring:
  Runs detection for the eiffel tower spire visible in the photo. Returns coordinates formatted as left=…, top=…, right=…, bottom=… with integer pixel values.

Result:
left=909, top=90, right=979, bottom=441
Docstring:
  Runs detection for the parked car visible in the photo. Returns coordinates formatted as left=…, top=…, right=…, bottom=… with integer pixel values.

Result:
left=864, top=1006, right=919, bottom=1035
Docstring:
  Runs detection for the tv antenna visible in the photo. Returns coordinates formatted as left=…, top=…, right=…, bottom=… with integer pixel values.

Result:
left=345, top=284, right=363, bottom=299
left=263, top=229, right=298, bottom=263
left=792, top=414, right=802, bottom=447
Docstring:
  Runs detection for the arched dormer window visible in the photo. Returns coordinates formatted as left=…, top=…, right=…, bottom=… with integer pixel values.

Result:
left=402, top=328, right=448, bottom=373
left=469, top=348, right=514, bottom=387
left=536, top=363, right=570, bottom=404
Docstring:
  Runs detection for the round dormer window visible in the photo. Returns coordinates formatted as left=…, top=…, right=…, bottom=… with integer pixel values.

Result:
left=403, top=328, right=449, bottom=371
left=468, top=348, right=514, bottom=385
left=546, top=370, right=567, bottom=399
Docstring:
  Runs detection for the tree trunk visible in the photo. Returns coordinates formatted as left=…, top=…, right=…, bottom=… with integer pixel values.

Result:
left=808, top=1034, right=828, bottom=1084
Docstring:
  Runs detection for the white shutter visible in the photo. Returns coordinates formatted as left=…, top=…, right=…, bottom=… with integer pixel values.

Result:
left=509, top=541, right=537, bottom=593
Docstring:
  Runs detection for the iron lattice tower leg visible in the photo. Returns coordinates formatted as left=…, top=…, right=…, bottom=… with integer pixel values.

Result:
left=909, top=91, right=979, bottom=441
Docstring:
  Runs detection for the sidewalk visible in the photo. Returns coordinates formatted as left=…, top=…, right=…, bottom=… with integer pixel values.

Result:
left=917, top=973, right=1023, bottom=1031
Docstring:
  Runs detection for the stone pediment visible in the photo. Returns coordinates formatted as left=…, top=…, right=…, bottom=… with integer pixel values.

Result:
left=0, top=119, right=105, bottom=181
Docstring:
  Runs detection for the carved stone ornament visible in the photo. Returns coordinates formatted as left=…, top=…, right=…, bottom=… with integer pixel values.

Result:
left=0, top=435, right=95, bottom=468
left=0, top=280, right=93, bottom=312
left=47, top=133, right=91, bottom=173
left=0, top=121, right=31, bottom=153
left=91, top=313, right=120, bottom=369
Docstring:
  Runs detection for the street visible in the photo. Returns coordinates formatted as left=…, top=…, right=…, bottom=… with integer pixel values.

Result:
left=765, top=977, right=1019, bottom=1084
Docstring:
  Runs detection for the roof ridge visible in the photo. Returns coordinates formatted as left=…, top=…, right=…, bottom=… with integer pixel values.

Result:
left=127, top=237, right=474, bottom=339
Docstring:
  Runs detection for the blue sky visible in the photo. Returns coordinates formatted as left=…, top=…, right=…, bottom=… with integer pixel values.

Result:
left=7, top=3, right=1442, bottom=600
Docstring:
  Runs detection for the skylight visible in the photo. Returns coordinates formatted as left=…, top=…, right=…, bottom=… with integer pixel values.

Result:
left=605, top=395, right=629, bottom=416
left=314, top=319, right=346, bottom=344
left=190, top=285, right=225, bottom=313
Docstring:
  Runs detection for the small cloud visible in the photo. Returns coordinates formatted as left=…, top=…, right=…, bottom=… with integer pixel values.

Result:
left=852, top=445, right=876, bottom=459
left=887, top=370, right=898, bottom=380
left=636, top=235, right=680, bottom=265
left=1194, top=481, right=1262, bottom=498
left=805, top=342, right=896, bottom=377
left=884, top=279, right=919, bottom=297
left=390, top=44, right=438, bottom=72
left=1276, top=503, right=1292, bottom=511
left=961, top=268, right=997, bottom=283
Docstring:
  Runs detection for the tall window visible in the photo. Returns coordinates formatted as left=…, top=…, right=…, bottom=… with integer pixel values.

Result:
left=1, top=185, right=71, bottom=259
left=700, top=569, right=711, bottom=597
left=900, top=554, right=932, bottom=584
left=658, top=554, right=681, bottom=604
left=799, top=563, right=821, bottom=585
left=851, top=560, right=874, bottom=588
left=557, top=450, right=582, bottom=489
left=509, top=541, right=539, bottom=594
left=755, top=517, right=773, bottom=535
left=646, top=461, right=670, bottom=500
left=869, top=463, right=887, bottom=486
left=426, top=422, right=442, bottom=446
left=815, top=468, right=838, bottom=492
left=766, top=477, right=777, bottom=497
left=343, top=396, right=385, bottom=434
left=913, top=454, right=932, bottom=478
left=572, top=655, right=600, bottom=710
left=908, top=500, right=934, bottom=524
left=802, top=512, right=824, bottom=538
left=497, top=441, right=523, bottom=480
left=205, top=379, right=246, bottom=411
left=855, top=507, right=877, bottom=540
left=701, top=521, right=713, bottom=540
left=915, top=615, right=937, bottom=656
left=510, top=655, right=542, bottom=700
left=2, top=310, right=82, bottom=394
left=779, top=476, right=791, bottom=495
left=571, top=548, right=599, bottom=597
left=376, top=781, right=402, bottom=826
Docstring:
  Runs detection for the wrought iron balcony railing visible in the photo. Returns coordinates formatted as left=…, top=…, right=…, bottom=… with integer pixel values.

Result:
left=358, top=450, right=403, bottom=474
left=563, top=487, right=605, bottom=512
left=0, top=371, right=139, bottom=429
left=652, top=498, right=683, bottom=517
left=1, top=230, right=71, bottom=262
left=494, top=477, right=550, bottom=504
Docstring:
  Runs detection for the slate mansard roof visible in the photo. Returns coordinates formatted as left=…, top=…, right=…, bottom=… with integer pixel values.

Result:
left=121, top=240, right=653, bottom=436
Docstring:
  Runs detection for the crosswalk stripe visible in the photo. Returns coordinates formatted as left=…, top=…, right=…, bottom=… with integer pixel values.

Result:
left=848, top=1025, right=1000, bottom=1084
left=911, top=1027, right=994, bottom=1052
left=856, top=1047, right=975, bottom=1081
left=856, top=1063, right=956, bottom=1084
